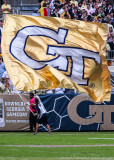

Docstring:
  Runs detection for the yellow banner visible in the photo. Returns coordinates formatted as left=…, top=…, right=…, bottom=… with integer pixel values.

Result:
left=2, top=15, right=111, bottom=102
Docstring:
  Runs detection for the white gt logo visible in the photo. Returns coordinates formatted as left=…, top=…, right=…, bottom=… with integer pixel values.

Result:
left=10, top=26, right=101, bottom=85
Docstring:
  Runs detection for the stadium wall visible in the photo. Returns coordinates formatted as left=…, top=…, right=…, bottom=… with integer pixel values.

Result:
left=0, top=93, right=114, bottom=131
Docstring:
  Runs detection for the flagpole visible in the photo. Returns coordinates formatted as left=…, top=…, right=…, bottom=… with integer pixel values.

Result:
left=16, top=90, right=34, bottom=114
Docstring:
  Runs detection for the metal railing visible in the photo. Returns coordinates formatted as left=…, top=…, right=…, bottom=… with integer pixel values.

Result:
left=8, top=0, right=39, bottom=15
left=106, top=50, right=114, bottom=61
left=110, top=72, right=114, bottom=92
left=12, top=7, right=20, bottom=15
left=8, top=0, right=39, bottom=7
left=20, top=0, right=38, bottom=6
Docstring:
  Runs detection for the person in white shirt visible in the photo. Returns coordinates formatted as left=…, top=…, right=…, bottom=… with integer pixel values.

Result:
left=54, top=88, right=65, bottom=93
left=34, top=97, right=52, bottom=135
left=0, top=57, right=5, bottom=79
left=58, top=4, right=64, bottom=14
left=88, top=0, right=93, bottom=8
left=46, top=89, right=53, bottom=94
left=0, top=20, right=3, bottom=33
left=0, top=81, right=5, bottom=92
left=81, top=0, right=87, bottom=10
left=32, top=10, right=40, bottom=16
left=0, top=20, right=3, bottom=58
left=95, top=0, right=101, bottom=7
left=2, top=71, right=21, bottom=93
left=86, top=3, right=94, bottom=15
left=1, top=0, right=11, bottom=21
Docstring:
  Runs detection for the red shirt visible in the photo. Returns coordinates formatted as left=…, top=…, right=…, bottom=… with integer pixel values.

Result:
left=29, top=97, right=36, bottom=112
left=43, top=7, right=51, bottom=16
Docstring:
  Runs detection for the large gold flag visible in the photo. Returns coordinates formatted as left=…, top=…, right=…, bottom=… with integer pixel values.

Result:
left=2, top=15, right=111, bottom=102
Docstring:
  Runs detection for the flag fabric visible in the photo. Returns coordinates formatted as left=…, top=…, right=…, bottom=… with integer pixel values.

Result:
left=2, top=15, right=111, bottom=102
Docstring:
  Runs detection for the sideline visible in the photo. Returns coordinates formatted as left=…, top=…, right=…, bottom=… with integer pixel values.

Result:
left=1, top=144, right=114, bottom=147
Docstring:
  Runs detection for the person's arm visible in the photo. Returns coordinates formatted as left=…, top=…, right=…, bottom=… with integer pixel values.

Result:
left=7, top=5, right=11, bottom=12
left=30, top=98, right=36, bottom=106
left=30, top=102, right=36, bottom=106
left=1, top=5, right=4, bottom=11
left=108, top=32, right=112, bottom=38
left=60, top=11, right=64, bottom=18
left=2, top=8, right=6, bottom=11
left=68, top=13, right=71, bottom=19
left=2, top=5, right=11, bottom=12
left=0, top=82, right=5, bottom=91
left=2, top=7, right=7, bottom=11
left=38, top=8, right=41, bottom=15
left=7, top=8, right=11, bottom=12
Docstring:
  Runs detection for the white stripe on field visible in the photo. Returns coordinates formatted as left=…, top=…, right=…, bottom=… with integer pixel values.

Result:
left=88, top=138, right=114, bottom=140
left=1, top=144, right=114, bottom=147
left=15, top=134, right=26, bottom=135
left=59, top=157, right=114, bottom=160
left=59, top=134, right=114, bottom=136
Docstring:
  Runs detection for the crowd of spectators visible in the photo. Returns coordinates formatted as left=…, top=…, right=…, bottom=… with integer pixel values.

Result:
left=35, top=0, right=114, bottom=50
left=0, top=0, right=113, bottom=93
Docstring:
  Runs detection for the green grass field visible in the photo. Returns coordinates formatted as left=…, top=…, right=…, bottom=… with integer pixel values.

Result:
left=0, top=132, right=114, bottom=160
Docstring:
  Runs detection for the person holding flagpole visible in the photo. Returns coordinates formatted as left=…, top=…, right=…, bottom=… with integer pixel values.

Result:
left=34, top=97, right=52, bottom=135
left=29, top=93, right=37, bottom=132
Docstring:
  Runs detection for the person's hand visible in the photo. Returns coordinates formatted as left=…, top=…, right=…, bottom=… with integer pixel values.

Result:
left=7, top=8, right=9, bottom=11
left=2, top=8, right=6, bottom=11
left=33, top=113, right=37, bottom=116
left=57, top=3, right=60, bottom=5
left=25, top=102, right=30, bottom=106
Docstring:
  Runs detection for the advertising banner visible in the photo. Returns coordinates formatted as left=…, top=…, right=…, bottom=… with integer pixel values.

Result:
left=0, top=94, right=29, bottom=131
left=39, top=93, right=114, bottom=131
left=0, top=93, right=114, bottom=131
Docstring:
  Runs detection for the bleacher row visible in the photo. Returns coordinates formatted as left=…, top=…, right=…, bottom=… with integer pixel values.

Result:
left=3, top=0, right=114, bottom=16
left=9, top=0, right=39, bottom=6
left=8, top=0, right=114, bottom=6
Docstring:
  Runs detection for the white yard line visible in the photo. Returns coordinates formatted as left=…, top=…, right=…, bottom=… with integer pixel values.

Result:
left=88, top=138, right=114, bottom=140
left=59, top=134, right=114, bottom=136
left=59, top=157, right=114, bottom=160
left=0, top=144, right=114, bottom=147
left=15, top=134, right=26, bottom=135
